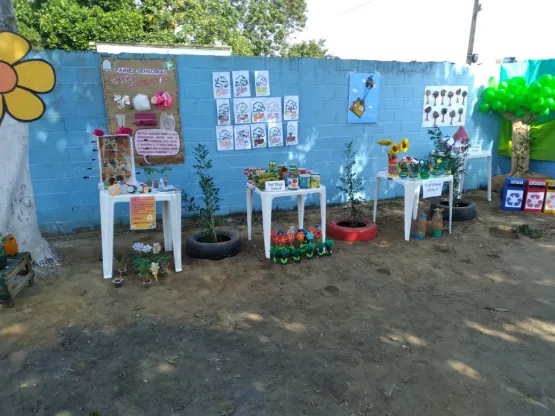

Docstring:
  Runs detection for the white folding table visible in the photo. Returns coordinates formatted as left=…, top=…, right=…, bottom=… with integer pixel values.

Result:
left=246, top=183, right=327, bottom=259
left=372, top=172, right=453, bottom=241
left=99, top=190, right=183, bottom=279
left=460, top=150, right=492, bottom=201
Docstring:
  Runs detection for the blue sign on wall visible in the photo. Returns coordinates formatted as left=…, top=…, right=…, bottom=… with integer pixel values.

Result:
left=347, top=72, right=380, bottom=124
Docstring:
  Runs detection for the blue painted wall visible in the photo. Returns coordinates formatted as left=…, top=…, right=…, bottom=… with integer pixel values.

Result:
left=26, top=51, right=554, bottom=233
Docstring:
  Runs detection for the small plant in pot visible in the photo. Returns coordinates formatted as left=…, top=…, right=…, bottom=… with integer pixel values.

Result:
left=142, top=166, right=172, bottom=188
left=324, top=239, right=335, bottom=256
left=428, top=128, right=477, bottom=221
left=291, top=247, right=302, bottom=263
left=131, top=242, right=169, bottom=286
left=183, top=145, right=241, bottom=260
left=328, top=141, right=377, bottom=242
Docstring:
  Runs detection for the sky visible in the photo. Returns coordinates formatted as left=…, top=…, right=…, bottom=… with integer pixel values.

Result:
left=296, top=0, right=555, bottom=63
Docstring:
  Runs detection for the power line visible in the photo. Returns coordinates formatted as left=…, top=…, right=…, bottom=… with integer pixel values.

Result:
left=331, top=0, right=380, bottom=19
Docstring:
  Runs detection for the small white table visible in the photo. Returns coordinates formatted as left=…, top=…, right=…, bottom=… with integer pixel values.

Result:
left=372, top=172, right=453, bottom=241
left=99, top=190, right=183, bottom=279
left=246, top=183, right=327, bottom=259
left=461, top=150, right=492, bottom=201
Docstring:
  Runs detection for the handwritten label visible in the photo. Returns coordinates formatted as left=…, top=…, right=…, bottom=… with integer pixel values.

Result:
left=423, top=181, right=444, bottom=198
left=135, top=129, right=180, bottom=164
left=265, top=180, right=286, bottom=192
left=468, top=143, right=482, bottom=153
left=130, top=196, right=156, bottom=230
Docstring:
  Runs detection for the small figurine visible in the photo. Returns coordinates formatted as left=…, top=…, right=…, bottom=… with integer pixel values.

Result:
left=411, top=211, right=427, bottom=240
left=430, top=208, right=444, bottom=238
left=159, top=177, right=165, bottom=190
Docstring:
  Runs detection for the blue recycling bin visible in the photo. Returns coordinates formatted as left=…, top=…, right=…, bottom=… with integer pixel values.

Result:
left=501, top=177, right=525, bottom=211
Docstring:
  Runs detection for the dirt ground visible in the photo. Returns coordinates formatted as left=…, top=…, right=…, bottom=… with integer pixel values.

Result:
left=1, top=190, right=555, bottom=416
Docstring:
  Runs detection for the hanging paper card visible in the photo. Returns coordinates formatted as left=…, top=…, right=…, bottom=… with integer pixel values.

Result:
left=283, top=96, right=299, bottom=121
left=212, top=72, right=231, bottom=99
left=234, top=99, right=251, bottom=124
left=266, top=98, right=282, bottom=122
left=285, top=121, right=298, bottom=146
left=347, top=73, right=381, bottom=124
left=234, top=125, right=252, bottom=150
left=254, top=70, right=271, bottom=96
left=251, top=125, right=268, bottom=149
left=251, top=98, right=267, bottom=123
left=422, top=86, right=468, bottom=127
left=216, top=126, right=234, bottom=151
left=268, top=123, right=284, bottom=147
left=216, top=99, right=231, bottom=126
left=130, top=196, right=156, bottom=230
left=134, top=129, right=181, bottom=165
left=232, top=70, right=251, bottom=98
left=97, top=135, right=136, bottom=185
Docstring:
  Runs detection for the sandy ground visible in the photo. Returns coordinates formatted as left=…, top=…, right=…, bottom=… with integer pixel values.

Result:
left=1, top=190, right=555, bottom=416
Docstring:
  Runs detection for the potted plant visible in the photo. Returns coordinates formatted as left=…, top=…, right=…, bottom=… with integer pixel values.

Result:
left=304, top=242, right=315, bottom=259
left=316, top=241, right=326, bottom=257
left=291, top=247, right=302, bottom=263
left=327, top=141, right=377, bottom=242
left=324, top=239, right=335, bottom=256
left=183, top=145, right=241, bottom=260
left=428, top=128, right=477, bottom=221
left=142, top=166, right=172, bottom=188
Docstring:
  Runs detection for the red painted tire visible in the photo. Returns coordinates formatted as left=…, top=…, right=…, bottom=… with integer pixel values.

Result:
left=327, top=218, right=377, bottom=242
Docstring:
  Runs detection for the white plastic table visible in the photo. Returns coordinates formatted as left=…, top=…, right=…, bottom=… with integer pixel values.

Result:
left=99, top=190, right=183, bottom=279
left=460, top=150, right=492, bottom=201
left=372, top=172, right=453, bottom=241
left=246, top=183, right=327, bottom=259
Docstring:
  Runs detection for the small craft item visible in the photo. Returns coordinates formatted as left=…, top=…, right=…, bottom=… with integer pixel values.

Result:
left=349, top=76, right=374, bottom=118
left=287, top=174, right=300, bottom=190
left=126, top=184, right=138, bottom=194
left=419, top=160, right=431, bottom=179
left=159, top=112, right=176, bottom=130
left=132, top=94, right=151, bottom=112
left=310, top=172, right=321, bottom=188
left=1, top=234, right=18, bottom=257
left=453, top=126, right=469, bottom=151
left=116, top=114, right=126, bottom=128
left=430, top=208, right=444, bottom=238
left=135, top=113, right=157, bottom=127
left=377, top=138, right=409, bottom=177
left=432, top=158, right=443, bottom=176
left=108, top=184, right=122, bottom=196
left=408, top=161, right=419, bottom=179
left=114, top=95, right=130, bottom=110
left=300, top=174, right=310, bottom=189
left=151, top=90, right=174, bottom=110
left=113, top=126, right=133, bottom=135
left=269, top=160, right=277, bottom=172
left=278, top=165, right=287, bottom=179
left=411, top=211, right=427, bottom=240
left=398, top=161, right=409, bottom=178
left=159, top=178, right=165, bottom=189
left=298, top=168, right=308, bottom=174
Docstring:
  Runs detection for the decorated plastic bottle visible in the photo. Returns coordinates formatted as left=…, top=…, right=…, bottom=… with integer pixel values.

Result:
left=430, top=208, right=444, bottom=238
left=411, top=211, right=427, bottom=240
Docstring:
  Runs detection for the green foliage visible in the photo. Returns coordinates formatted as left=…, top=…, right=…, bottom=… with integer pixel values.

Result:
left=337, top=141, right=364, bottom=227
left=304, top=243, right=315, bottom=257
left=182, top=144, right=221, bottom=243
left=14, top=0, right=316, bottom=56
left=428, top=127, right=465, bottom=202
left=282, top=39, right=331, bottom=58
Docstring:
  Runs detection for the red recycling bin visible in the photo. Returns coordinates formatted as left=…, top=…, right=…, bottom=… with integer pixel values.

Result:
left=523, top=179, right=547, bottom=213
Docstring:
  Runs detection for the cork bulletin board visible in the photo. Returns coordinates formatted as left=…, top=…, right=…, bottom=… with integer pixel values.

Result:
left=100, top=58, right=184, bottom=166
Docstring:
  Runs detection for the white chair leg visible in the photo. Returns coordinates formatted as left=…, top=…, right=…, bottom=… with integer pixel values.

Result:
left=487, top=155, right=492, bottom=201
left=162, top=200, right=173, bottom=251
left=320, top=188, right=327, bottom=241
left=404, top=185, right=415, bottom=241
left=297, top=194, right=305, bottom=230
left=413, top=185, right=420, bottom=219
left=246, top=186, right=253, bottom=240
left=171, top=194, right=183, bottom=273
left=102, top=199, right=115, bottom=279
left=373, top=177, right=380, bottom=223
left=448, top=180, right=454, bottom=233
left=262, top=195, right=273, bottom=259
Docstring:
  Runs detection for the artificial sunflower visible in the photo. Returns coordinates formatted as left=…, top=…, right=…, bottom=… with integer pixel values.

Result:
left=400, top=138, right=410, bottom=152
left=377, top=139, right=393, bottom=146
left=389, top=143, right=400, bottom=155
left=0, top=31, right=56, bottom=124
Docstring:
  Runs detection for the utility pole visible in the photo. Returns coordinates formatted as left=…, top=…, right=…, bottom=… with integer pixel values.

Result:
left=466, top=0, right=481, bottom=65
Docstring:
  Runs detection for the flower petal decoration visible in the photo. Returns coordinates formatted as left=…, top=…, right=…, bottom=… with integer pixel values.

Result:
left=389, top=143, right=400, bottom=155
left=400, top=138, right=410, bottom=152
left=14, top=60, right=56, bottom=93
left=4, top=88, right=45, bottom=121
left=377, top=139, right=393, bottom=146
left=0, top=31, right=30, bottom=64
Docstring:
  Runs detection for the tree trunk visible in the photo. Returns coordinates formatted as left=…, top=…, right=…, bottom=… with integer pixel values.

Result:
left=0, top=0, right=56, bottom=264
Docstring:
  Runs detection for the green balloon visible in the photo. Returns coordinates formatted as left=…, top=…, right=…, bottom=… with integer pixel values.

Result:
left=507, top=104, right=517, bottom=113
left=484, top=88, right=496, bottom=101
left=506, top=93, right=516, bottom=104
left=528, top=93, right=539, bottom=104
left=540, top=86, right=553, bottom=98
left=547, top=97, right=555, bottom=110
left=514, top=77, right=526, bottom=86
left=499, top=104, right=508, bottom=113
left=540, top=107, right=550, bottom=117
left=515, top=109, right=526, bottom=118
left=478, top=102, right=490, bottom=112
left=498, top=81, right=508, bottom=90
left=539, top=74, right=553, bottom=86
left=496, top=89, right=507, bottom=102
left=488, top=76, right=497, bottom=88
left=515, top=95, right=526, bottom=106
left=537, top=97, right=545, bottom=106
left=491, top=100, right=502, bottom=111
left=529, top=82, right=541, bottom=92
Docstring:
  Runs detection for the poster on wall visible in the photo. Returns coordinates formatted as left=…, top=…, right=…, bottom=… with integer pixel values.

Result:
left=232, top=70, right=251, bottom=98
left=100, top=58, right=184, bottom=166
left=212, top=72, right=231, bottom=99
left=268, top=123, right=284, bottom=147
left=216, top=99, right=231, bottom=126
left=283, top=96, right=299, bottom=121
left=285, top=121, right=298, bottom=146
left=97, top=135, right=136, bottom=185
left=234, top=99, right=251, bottom=124
left=216, top=126, right=234, bottom=151
left=347, top=73, right=381, bottom=124
left=234, top=125, right=252, bottom=150
left=266, top=98, right=282, bottom=122
left=251, top=98, right=267, bottom=123
left=422, top=86, right=468, bottom=127
left=254, top=70, right=271, bottom=96
left=251, top=124, right=268, bottom=148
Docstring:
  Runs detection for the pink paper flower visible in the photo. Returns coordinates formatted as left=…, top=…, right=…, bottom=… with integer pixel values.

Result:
left=151, top=90, right=174, bottom=110
left=93, top=129, right=105, bottom=137
left=113, top=126, right=133, bottom=135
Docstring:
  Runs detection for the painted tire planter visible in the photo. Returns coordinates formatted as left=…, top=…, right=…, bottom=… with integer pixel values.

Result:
left=429, top=198, right=477, bottom=222
left=186, top=230, right=242, bottom=260
left=327, top=218, right=377, bottom=242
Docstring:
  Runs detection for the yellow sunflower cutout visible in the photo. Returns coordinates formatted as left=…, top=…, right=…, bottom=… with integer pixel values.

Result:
left=0, top=31, right=56, bottom=124
left=377, top=139, right=393, bottom=146
left=389, top=143, right=400, bottom=155
left=400, top=138, right=410, bottom=152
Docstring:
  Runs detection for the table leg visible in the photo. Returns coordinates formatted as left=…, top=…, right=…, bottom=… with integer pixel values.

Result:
left=297, top=194, right=305, bottom=230
left=247, top=186, right=253, bottom=241
left=262, top=194, right=273, bottom=259
left=171, top=194, right=183, bottom=273
left=372, top=177, right=380, bottom=223
left=487, top=155, right=492, bottom=201
left=162, top=200, right=173, bottom=251
left=101, top=197, right=115, bottom=279
left=320, top=188, right=327, bottom=241
left=404, top=185, right=416, bottom=241
left=413, top=185, right=421, bottom=220
left=448, top=180, right=453, bottom=234
left=458, top=158, right=467, bottom=197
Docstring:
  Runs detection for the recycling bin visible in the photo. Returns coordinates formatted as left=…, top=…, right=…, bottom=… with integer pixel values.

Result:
left=501, top=177, right=525, bottom=211
left=543, top=180, right=555, bottom=214
left=523, top=179, right=547, bottom=213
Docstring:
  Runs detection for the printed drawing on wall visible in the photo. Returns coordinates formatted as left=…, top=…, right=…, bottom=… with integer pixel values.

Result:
left=422, top=86, right=468, bottom=128
left=347, top=73, right=381, bottom=124
left=100, top=58, right=183, bottom=166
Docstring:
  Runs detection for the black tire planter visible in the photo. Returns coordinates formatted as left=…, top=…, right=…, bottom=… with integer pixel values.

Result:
left=186, top=230, right=241, bottom=260
left=327, top=218, right=378, bottom=242
left=429, top=198, right=477, bottom=222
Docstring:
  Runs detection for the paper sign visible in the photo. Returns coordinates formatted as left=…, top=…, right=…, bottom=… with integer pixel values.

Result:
left=265, top=180, right=286, bottom=192
left=251, top=124, right=268, bottom=148
left=251, top=98, right=267, bottom=123
left=469, top=143, right=482, bottom=153
left=423, top=181, right=444, bottom=198
left=283, top=96, right=299, bottom=121
left=266, top=97, right=282, bottom=122
left=285, top=121, right=298, bottom=146
left=268, top=122, right=284, bottom=147
left=234, top=125, right=252, bottom=150
left=130, top=196, right=156, bottom=230
left=234, top=99, right=251, bottom=124
left=216, top=99, right=231, bottom=126
left=232, top=70, right=251, bottom=98
left=216, top=126, right=234, bottom=151
left=254, top=70, right=270, bottom=96
left=212, top=72, right=231, bottom=99
left=134, top=129, right=181, bottom=165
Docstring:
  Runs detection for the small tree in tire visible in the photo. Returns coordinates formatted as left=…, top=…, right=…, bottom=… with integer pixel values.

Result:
left=338, top=141, right=364, bottom=227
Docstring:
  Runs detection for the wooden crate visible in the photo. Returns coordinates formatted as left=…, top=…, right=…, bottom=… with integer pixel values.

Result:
left=0, top=252, right=35, bottom=308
